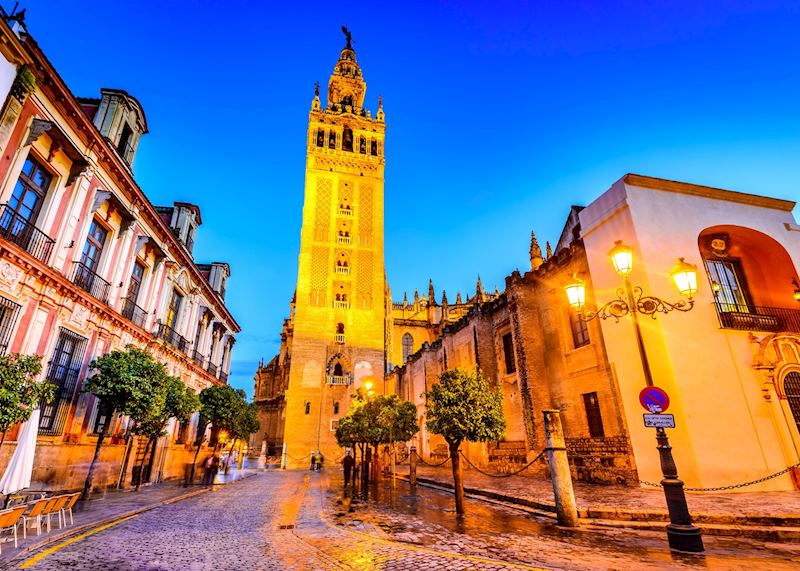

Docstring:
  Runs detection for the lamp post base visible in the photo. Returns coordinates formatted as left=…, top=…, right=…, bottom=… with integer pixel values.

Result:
left=666, top=523, right=705, bottom=553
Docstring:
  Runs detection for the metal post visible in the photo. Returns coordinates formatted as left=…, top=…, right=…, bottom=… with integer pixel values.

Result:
left=281, top=442, right=287, bottom=470
left=409, top=445, right=417, bottom=486
left=623, top=277, right=704, bottom=552
left=543, top=409, right=579, bottom=527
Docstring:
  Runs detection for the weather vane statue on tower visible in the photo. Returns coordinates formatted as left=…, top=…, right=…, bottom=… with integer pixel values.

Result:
left=341, top=25, right=353, bottom=49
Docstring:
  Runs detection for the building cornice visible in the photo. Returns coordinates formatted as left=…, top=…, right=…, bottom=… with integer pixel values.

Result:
left=623, top=173, right=796, bottom=212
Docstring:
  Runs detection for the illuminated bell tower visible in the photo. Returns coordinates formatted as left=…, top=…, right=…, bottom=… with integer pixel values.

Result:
left=282, top=29, right=386, bottom=465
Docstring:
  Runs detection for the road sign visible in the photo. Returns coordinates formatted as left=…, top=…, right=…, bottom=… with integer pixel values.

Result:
left=639, top=386, right=670, bottom=413
left=644, top=413, right=675, bottom=429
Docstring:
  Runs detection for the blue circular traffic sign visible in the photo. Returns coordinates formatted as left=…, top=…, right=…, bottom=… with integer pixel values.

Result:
left=639, top=386, right=670, bottom=413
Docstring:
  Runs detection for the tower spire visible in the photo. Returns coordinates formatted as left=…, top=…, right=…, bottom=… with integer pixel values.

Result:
left=546, top=241, right=553, bottom=259
left=530, top=231, right=543, bottom=270
left=476, top=275, right=485, bottom=302
left=428, top=278, right=436, bottom=305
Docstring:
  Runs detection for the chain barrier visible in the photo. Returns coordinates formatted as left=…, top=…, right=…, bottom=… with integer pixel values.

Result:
left=285, top=453, right=311, bottom=462
left=415, top=454, right=451, bottom=467
left=639, top=461, right=800, bottom=492
left=458, top=449, right=546, bottom=478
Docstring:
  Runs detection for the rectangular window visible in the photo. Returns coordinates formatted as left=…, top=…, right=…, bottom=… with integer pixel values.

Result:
left=583, top=392, right=605, bottom=438
left=570, top=309, right=590, bottom=348
left=7, top=156, right=51, bottom=225
left=175, top=419, right=189, bottom=444
left=0, top=295, right=22, bottom=355
left=92, top=401, right=110, bottom=435
left=81, top=219, right=108, bottom=272
left=128, top=261, right=145, bottom=302
left=166, top=290, right=183, bottom=330
left=501, top=332, right=516, bottom=374
left=39, top=328, right=88, bottom=435
left=705, top=258, right=752, bottom=312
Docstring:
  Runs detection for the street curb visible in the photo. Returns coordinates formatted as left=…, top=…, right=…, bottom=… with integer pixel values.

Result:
left=401, top=475, right=800, bottom=542
left=1, top=486, right=211, bottom=569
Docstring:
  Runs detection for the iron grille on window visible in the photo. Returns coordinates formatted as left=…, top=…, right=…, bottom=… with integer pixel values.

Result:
left=583, top=392, right=605, bottom=438
left=91, top=400, right=111, bottom=435
left=39, top=328, right=88, bottom=436
left=0, top=295, right=22, bottom=355
left=570, top=309, right=590, bottom=349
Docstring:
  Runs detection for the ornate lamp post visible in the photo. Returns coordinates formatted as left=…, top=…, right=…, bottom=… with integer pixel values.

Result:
left=564, top=241, right=704, bottom=553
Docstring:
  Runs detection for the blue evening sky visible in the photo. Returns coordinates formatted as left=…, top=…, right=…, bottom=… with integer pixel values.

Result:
left=16, top=1, right=800, bottom=397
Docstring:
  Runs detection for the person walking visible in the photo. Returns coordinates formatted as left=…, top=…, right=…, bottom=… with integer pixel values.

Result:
left=314, top=450, right=323, bottom=472
left=201, top=455, right=213, bottom=487
left=309, top=450, right=316, bottom=471
left=343, top=450, right=355, bottom=486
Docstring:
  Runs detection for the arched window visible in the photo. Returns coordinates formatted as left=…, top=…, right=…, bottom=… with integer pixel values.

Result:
left=370, top=139, right=377, bottom=156
left=359, top=137, right=366, bottom=154
left=316, top=129, right=324, bottom=147
left=333, top=401, right=340, bottom=415
left=329, top=131, right=336, bottom=149
left=304, top=401, right=311, bottom=414
left=402, top=333, right=414, bottom=363
left=784, top=371, right=800, bottom=434
left=334, top=362, right=344, bottom=376
left=337, top=323, right=345, bottom=334
left=342, top=127, right=353, bottom=152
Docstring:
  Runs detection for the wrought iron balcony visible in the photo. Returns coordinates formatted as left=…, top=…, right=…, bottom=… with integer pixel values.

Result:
left=219, top=371, right=229, bottom=383
left=0, top=205, right=55, bottom=264
left=334, top=266, right=350, bottom=275
left=338, top=208, right=353, bottom=217
left=120, top=297, right=147, bottom=328
left=155, top=321, right=188, bottom=353
left=713, top=302, right=800, bottom=333
left=327, top=375, right=352, bottom=386
left=191, top=349, right=206, bottom=367
left=333, top=300, right=349, bottom=310
left=207, top=361, right=218, bottom=377
left=71, top=262, right=111, bottom=304
left=334, top=333, right=345, bottom=344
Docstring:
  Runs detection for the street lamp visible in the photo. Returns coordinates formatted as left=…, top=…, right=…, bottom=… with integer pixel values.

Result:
left=566, top=241, right=704, bottom=553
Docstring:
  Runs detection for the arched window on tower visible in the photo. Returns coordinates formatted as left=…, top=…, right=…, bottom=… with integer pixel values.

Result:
left=359, top=137, right=366, bottom=154
left=402, top=333, right=414, bottom=363
left=342, top=127, right=353, bottom=152
left=329, top=131, right=337, bottom=149
left=334, top=362, right=344, bottom=376
left=337, top=323, right=345, bottom=334
left=370, top=139, right=377, bottom=156
left=316, top=129, right=324, bottom=147
left=333, top=401, right=340, bottom=415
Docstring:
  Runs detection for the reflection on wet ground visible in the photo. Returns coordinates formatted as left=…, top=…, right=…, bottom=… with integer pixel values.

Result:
left=314, top=471, right=800, bottom=570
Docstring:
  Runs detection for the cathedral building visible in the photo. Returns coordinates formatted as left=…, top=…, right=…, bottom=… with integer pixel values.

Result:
left=255, top=30, right=800, bottom=492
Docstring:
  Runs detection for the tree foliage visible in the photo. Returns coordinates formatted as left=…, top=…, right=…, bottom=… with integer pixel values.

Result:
left=132, top=376, right=200, bottom=440
left=0, top=353, right=54, bottom=436
left=335, top=392, right=418, bottom=448
left=424, top=368, right=505, bottom=448
left=198, top=385, right=254, bottom=444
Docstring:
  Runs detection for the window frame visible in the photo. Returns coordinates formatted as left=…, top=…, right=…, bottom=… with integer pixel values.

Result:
left=501, top=332, right=516, bottom=374
left=7, top=154, right=53, bottom=226
left=582, top=391, right=605, bottom=438
left=569, top=308, right=590, bottom=349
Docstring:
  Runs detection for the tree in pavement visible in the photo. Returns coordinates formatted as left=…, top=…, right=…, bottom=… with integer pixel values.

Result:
left=228, top=401, right=260, bottom=470
left=132, top=375, right=200, bottom=490
left=190, top=384, right=244, bottom=481
left=424, top=368, right=505, bottom=515
left=0, top=353, right=54, bottom=452
left=82, top=346, right=167, bottom=499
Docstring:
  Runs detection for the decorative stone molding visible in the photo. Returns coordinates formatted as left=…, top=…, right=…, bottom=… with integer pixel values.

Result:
left=70, top=304, right=90, bottom=327
left=23, top=118, right=52, bottom=147
left=0, top=260, right=23, bottom=292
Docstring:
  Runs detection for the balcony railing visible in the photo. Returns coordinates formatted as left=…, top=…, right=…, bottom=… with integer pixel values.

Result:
left=713, top=302, right=800, bottom=333
left=338, top=208, right=353, bottom=217
left=155, top=322, right=189, bottom=353
left=121, top=297, right=147, bottom=328
left=0, top=205, right=55, bottom=264
left=327, top=375, right=352, bottom=386
left=333, top=300, right=349, bottom=310
left=334, top=333, right=345, bottom=344
left=207, top=361, right=218, bottom=377
left=334, top=266, right=350, bottom=275
left=337, top=235, right=352, bottom=245
left=191, top=349, right=206, bottom=367
left=71, top=262, right=111, bottom=304
left=219, top=371, right=229, bottom=383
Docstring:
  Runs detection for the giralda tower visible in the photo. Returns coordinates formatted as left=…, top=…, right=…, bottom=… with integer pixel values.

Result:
left=282, top=29, right=387, bottom=464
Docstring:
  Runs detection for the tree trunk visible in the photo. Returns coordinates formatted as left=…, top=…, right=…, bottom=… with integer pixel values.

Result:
left=189, top=422, right=208, bottom=485
left=135, top=438, right=154, bottom=492
left=372, top=444, right=381, bottom=481
left=0, top=428, right=6, bottom=453
left=225, top=438, right=237, bottom=475
left=450, top=441, right=465, bottom=515
left=82, top=413, right=112, bottom=500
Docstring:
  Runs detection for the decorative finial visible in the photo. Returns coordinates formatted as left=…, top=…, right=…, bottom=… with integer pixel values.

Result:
left=546, top=241, right=553, bottom=258
left=314, top=81, right=320, bottom=97
left=428, top=278, right=436, bottom=305
left=530, top=231, right=543, bottom=270
left=456, top=291, right=463, bottom=304
left=341, top=25, right=353, bottom=49
left=494, top=285, right=499, bottom=296
left=378, top=95, right=383, bottom=109
left=441, top=290, right=448, bottom=305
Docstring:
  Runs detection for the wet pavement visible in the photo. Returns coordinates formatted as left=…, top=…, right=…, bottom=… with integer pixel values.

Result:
left=13, top=470, right=800, bottom=570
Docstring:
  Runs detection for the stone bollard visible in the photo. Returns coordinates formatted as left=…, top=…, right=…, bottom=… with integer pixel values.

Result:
left=409, top=445, right=417, bottom=486
left=281, top=443, right=287, bottom=470
left=543, top=409, right=579, bottom=527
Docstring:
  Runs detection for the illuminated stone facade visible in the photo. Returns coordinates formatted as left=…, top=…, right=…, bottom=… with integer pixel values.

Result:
left=0, top=13, right=238, bottom=491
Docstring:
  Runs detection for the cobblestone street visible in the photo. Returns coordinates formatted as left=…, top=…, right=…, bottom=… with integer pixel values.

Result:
left=13, top=471, right=800, bottom=570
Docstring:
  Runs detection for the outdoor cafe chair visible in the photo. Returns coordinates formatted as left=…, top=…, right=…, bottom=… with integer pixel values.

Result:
left=44, top=495, right=70, bottom=531
left=60, top=493, right=80, bottom=526
left=20, top=497, right=52, bottom=538
left=0, top=505, right=27, bottom=552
